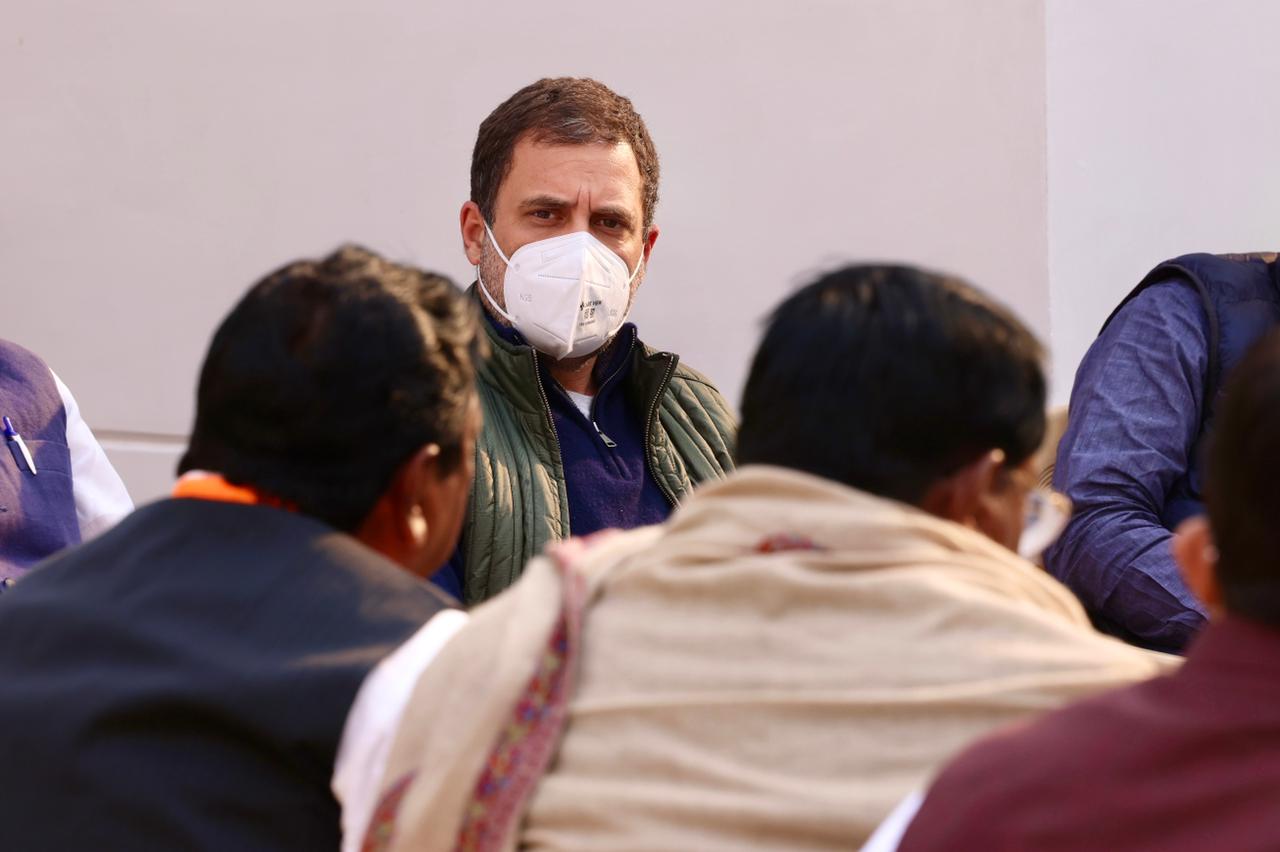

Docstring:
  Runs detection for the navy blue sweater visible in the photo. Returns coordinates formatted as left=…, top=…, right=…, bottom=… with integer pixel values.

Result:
left=430, top=317, right=671, bottom=599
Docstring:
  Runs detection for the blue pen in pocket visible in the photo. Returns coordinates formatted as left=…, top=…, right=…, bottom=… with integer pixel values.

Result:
left=3, top=416, right=38, bottom=475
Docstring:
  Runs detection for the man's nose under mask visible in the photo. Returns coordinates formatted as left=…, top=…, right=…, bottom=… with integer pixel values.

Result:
left=477, top=224, right=642, bottom=360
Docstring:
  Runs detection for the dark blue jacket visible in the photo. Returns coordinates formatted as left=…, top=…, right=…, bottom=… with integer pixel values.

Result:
left=1047, top=253, right=1280, bottom=652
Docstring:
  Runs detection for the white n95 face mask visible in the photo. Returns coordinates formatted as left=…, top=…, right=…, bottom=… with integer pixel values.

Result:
left=477, top=223, right=642, bottom=360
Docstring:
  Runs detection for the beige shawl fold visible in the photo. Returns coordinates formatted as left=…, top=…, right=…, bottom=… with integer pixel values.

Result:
left=369, top=466, right=1177, bottom=851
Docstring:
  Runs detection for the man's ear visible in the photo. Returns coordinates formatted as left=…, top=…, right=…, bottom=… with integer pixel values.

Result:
left=1173, top=515, right=1223, bottom=614
left=642, top=224, right=660, bottom=263
left=461, top=201, right=486, bottom=266
left=396, top=442, right=444, bottom=541
left=354, top=443, right=442, bottom=575
left=919, top=452, right=999, bottom=529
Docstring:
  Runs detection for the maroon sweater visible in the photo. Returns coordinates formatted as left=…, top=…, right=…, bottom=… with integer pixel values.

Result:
left=899, top=616, right=1280, bottom=852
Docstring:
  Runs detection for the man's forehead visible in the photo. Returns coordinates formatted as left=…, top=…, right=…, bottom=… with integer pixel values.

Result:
left=501, top=138, right=642, bottom=207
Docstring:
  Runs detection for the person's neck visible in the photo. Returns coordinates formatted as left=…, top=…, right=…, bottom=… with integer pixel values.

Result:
left=545, top=352, right=600, bottom=395
left=476, top=293, right=600, bottom=393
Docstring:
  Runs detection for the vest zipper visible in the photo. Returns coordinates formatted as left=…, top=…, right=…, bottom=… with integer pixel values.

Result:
left=643, top=354, right=681, bottom=507
left=592, top=421, right=618, bottom=448
left=590, top=327, right=634, bottom=451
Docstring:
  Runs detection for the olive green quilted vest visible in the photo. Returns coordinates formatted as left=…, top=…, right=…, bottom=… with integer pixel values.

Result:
left=462, top=319, right=736, bottom=603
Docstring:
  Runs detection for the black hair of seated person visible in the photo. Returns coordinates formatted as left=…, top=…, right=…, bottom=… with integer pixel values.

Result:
left=1205, top=328, right=1280, bottom=627
left=736, top=264, right=1046, bottom=505
left=178, top=244, right=483, bottom=532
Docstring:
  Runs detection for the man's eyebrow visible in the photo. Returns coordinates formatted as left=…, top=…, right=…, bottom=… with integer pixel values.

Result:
left=518, top=195, right=573, bottom=211
left=592, top=205, right=635, bottom=227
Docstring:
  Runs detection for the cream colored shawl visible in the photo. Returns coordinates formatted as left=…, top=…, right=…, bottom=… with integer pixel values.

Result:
left=369, top=466, right=1177, bottom=851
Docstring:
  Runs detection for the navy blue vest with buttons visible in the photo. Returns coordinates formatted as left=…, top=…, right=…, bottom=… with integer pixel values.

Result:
left=1101, top=253, right=1280, bottom=527
left=0, top=339, right=79, bottom=584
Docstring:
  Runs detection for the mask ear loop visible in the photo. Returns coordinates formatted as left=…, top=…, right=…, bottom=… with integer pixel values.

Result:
left=609, top=239, right=645, bottom=338
left=625, top=246, right=645, bottom=284
left=476, top=221, right=517, bottom=323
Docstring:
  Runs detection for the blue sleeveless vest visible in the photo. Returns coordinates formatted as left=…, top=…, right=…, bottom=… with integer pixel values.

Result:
left=1101, top=253, right=1280, bottom=527
left=0, top=340, right=79, bottom=583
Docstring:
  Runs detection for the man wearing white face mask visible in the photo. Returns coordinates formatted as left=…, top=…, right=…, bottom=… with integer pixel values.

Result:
left=432, top=77, right=736, bottom=604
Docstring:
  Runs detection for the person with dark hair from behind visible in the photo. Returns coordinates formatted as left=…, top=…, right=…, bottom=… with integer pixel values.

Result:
left=0, top=246, right=482, bottom=851
left=877, top=327, right=1280, bottom=852
left=349, top=265, right=1172, bottom=851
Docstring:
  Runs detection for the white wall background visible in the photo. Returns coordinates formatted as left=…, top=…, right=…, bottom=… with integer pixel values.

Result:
left=1046, top=0, right=1280, bottom=404
left=14, top=1, right=1280, bottom=503
left=2, top=0, right=1050, bottom=503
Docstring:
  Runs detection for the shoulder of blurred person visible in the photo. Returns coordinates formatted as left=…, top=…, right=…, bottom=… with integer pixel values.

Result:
left=364, top=264, right=1173, bottom=852
left=0, top=245, right=482, bottom=851
left=1046, top=252, right=1280, bottom=652
left=450, top=77, right=736, bottom=606
left=894, top=622, right=1280, bottom=852
left=896, top=325, right=1280, bottom=852
left=49, top=369, right=133, bottom=538
left=0, top=339, right=131, bottom=588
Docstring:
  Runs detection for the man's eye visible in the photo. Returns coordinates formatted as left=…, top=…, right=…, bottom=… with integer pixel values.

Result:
left=531, top=210, right=553, bottom=220
left=598, top=218, right=622, bottom=230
